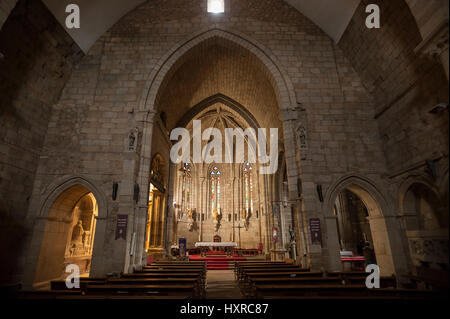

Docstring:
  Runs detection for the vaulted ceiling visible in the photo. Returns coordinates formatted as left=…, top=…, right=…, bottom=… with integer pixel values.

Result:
left=43, top=0, right=360, bottom=53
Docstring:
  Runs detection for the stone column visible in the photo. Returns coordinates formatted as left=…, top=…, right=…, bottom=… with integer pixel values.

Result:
left=368, top=215, right=410, bottom=280
left=324, top=215, right=342, bottom=272
left=130, top=110, right=157, bottom=272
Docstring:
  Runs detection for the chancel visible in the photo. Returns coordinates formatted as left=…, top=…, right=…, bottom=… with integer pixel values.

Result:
left=0, top=0, right=448, bottom=303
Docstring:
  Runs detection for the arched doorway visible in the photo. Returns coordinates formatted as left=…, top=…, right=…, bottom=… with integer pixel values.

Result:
left=326, top=177, right=401, bottom=276
left=334, top=190, right=374, bottom=259
left=33, top=185, right=99, bottom=287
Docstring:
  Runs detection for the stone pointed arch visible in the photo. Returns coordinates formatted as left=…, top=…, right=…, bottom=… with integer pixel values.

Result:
left=36, top=176, right=108, bottom=220
left=138, top=27, right=297, bottom=113
left=134, top=27, right=301, bottom=269
left=323, top=174, right=409, bottom=278
left=23, top=176, right=109, bottom=288
left=397, top=173, right=441, bottom=217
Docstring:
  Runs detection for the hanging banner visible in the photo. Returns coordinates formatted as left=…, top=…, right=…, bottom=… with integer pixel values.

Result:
left=115, top=214, right=128, bottom=240
left=309, top=218, right=322, bottom=246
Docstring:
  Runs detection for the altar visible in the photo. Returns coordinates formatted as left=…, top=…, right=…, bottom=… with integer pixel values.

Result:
left=194, top=242, right=238, bottom=248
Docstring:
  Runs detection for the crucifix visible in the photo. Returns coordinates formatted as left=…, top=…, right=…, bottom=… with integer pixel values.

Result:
left=232, top=223, right=244, bottom=248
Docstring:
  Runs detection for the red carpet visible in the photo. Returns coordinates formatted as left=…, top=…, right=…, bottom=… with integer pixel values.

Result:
left=189, top=254, right=247, bottom=270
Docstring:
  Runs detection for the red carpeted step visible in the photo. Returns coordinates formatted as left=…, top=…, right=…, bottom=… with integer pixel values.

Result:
left=188, top=254, right=248, bottom=270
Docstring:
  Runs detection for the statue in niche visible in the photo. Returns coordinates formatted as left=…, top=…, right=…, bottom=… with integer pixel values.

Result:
left=242, top=208, right=252, bottom=230
left=213, top=208, right=222, bottom=231
left=289, top=225, right=296, bottom=242
left=187, top=208, right=198, bottom=232
left=127, top=127, right=139, bottom=152
left=296, top=126, right=307, bottom=149
left=71, top=220, right=85, bottom=245
left=69, top=220, right=85, bottom=256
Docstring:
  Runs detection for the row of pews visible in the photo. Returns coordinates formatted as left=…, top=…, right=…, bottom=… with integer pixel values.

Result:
left=235, top=261, right=441, bottom=299
left=19, top=261, right=206, bottom=299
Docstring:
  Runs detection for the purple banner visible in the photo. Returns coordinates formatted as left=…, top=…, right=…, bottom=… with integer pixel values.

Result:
left=115, top=214, right=128, bottom=240
left=309, top=218, right=322, bottom=246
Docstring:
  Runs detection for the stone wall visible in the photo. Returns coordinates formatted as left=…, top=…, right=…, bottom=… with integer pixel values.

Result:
left=0, top=0, right=445, bottom=284
left=339, top=0, right=449, bottom=174
left=0, top=0, right=82, bottom=285
left=26, top=0, right=427, bottom=278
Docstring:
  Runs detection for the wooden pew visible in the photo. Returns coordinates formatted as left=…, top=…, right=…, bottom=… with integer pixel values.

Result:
left=143, top=266, right=206, bottom=276
left=236, top=266, right=308, bottom=281
left=108, top=278, right=205, bottom=298
left=50, top=278, right=106, bottom=291
left=86, top=284, right=197, bottom=298
left=244, top=276, right=396, bottom=298
left=253, top=284, right=369, bottom=298
left=130, top=269, right=206, bottom=287
left=18, top=290, right=83, bottom=299
left=122, top=272, right=201, bottom=279
left=54, top=295, right=190, bottom=300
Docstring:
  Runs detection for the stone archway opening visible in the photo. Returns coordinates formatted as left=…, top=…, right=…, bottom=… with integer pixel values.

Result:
left=329, top=181, right=396, bottom=276
left=139, top=31, right=297, bottom=262
left=33, top=185, right=99, bottom=287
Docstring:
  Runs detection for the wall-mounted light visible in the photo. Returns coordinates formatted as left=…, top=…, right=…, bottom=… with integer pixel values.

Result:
left=133, top=184, right=140, bottom=203
left=317, top=184, right=324, bottom=203
left=297, top=178, right=303, bottom=198
left=112, top=182, right=119, bottom=201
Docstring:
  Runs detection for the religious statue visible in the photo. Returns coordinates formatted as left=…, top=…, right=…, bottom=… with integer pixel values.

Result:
left=242, top=208, right=252, bottom=230
left=69, top=220, right=86, bottom=256
left=127, top=127, right=139, bottom=152
left=296, top=126, right=307, bottom=149
left=213, top=208, right=222, bottom=231
left=187, top=208, right=198, bottom=232
left=296, top=125, right=308, bottom=160
left=71, top=220, right=85, bottom=246
left=289, top=225, right=296, bottom=243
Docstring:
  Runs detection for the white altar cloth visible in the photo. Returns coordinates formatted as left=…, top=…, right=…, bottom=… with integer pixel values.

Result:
left=194, top=242, right=238, bottom=247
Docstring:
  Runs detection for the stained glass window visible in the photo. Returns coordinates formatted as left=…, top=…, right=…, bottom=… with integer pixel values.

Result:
left=210, top=167, right=221, bottom=214
left=244, top=162, right=253, bottom=214
left=181, top=163, right=191, bottom=216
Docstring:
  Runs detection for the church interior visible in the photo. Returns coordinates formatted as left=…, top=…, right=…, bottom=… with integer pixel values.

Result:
left=0, top=0, right=448, bottom=301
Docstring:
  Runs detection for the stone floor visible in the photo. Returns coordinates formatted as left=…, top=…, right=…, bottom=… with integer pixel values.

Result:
left=206, top=270, right=243, bottom=299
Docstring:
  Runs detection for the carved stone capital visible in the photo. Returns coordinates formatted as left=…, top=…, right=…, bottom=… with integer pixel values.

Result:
left=135, top=110, right=158, bottom=123
left=280, top=108, right=298, bottom=122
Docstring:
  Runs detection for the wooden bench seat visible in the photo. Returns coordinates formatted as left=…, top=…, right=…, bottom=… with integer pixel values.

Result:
left=237, top=267, right=309, bottom=281
left=108, top=278, right=205, bottom=297
left=253, top=284, right=437, bottom=299
left=86, top=284, right=197, bottom=298
left=253, top=284, right=369, bottom=298
left=18, top=290, right=83, bottom=299
left=51, top=279, right=106, bottom=291
left=54, top=295, right=190, bottom=300
left=122, top=272, right=201, bottom=279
